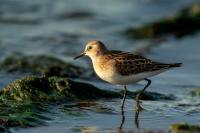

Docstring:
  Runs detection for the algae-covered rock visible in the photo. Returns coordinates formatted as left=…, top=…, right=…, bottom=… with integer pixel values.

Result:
left=0, top=101, right=50, bottom=127
left=0, top=54, right=86, bottom=78
left=56, top=11, right=93, bottom=20
left=0, top=76, right=119, bottom=127
left=0, top=125, right=10, bottom=133
left=190, top=88, right=200, bottom=97
left=169, top=123, right=200, bottom=133
left=0, top=76, right=119, bottom=102
left=125, top=4, right=200, bottom=39
left=120, top=90, right=175, bottom=100
left=0, top=75, right=175, bottom=101
left=0, top=76, right=175, bottom=128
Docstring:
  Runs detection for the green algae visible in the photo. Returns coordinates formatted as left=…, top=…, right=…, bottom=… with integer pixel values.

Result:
left=125, top=4, right=200, bottom=39
left=1, top=76, right=66, bottom=102
left=0, top=76, right=176, bottom=128
left=0, top=76, right=119, bottom=127
left=0, top=101, right=50, bottom=127
left=0, top=54, right=85, bottom=78
left=0, top=125, right=10, bottom=133
left=120, top=90, right=175, bottom=100
left=169, top=123, right=200, bottom=133
left=65, top=80, right=119, bottom=100
left=190, top=88, right=200, bottom=97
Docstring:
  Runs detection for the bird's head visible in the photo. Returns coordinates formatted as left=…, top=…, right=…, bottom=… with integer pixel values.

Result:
left=74, top=40, right=107, bottom=60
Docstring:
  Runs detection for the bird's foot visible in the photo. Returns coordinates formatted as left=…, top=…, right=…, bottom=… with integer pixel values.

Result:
left=136, top=102, right=144, bottom=112
left=120, top=105, right=124, bottom=110
left=136, top=94, right=144, bottom=112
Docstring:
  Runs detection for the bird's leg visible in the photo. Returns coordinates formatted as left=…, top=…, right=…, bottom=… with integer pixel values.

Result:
left=119, top=85, right=127, bottom=129
left=119, top=106, right=125, bottom=129
left=136, top=79, right=151, bottom=111
left=121, top=85, right=127, bottom=110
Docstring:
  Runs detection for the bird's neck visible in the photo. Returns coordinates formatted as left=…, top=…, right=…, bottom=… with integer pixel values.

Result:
left=90, top=52, right=106, bottom=63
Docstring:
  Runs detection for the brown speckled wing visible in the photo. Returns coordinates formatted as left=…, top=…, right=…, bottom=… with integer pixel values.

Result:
left=106, top=51, right=175, bottom=76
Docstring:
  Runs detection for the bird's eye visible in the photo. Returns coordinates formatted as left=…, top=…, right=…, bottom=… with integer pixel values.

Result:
left=87, top=46, right=92, bottom=51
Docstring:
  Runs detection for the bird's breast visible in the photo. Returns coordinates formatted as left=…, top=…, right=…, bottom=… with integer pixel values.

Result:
left=92, top=59, right=117, bottom=83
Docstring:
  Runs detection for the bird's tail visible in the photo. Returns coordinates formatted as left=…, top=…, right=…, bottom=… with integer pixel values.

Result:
left=169, top=63, right=182, bottom=68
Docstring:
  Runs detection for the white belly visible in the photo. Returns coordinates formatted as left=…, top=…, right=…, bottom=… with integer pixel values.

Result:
left=111, top=69, right=168, bottom=85
left=92, top=59, right=117, bottom=83
left=93, top=66, right=115, bottom=83
left=95, top=67, right=167, bottom=85
left=92, top=58, right=168, bottom=85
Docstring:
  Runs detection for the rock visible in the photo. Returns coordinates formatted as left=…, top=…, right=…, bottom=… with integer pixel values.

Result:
left=0, top=76, right=175, bottom=128
left=0, top=76, right=119, bottom=127
left=0, top=16, right=41, bottom=25
left=0, top=125, right=10, bottom=133
left=56, top=11, right=93, bottom=20
left=1, top=76, right=119, bottom=102
left=190, top=88, right=200, bottom=97
left=125, top=4, right=200, bottom=39
left=0, top=101, right=50, bottom=127
left=0, top=54, right=87, bottom=78
left=0, top=1, right=41, bottom=25
left=26, top=32, right=80, bottom=45
left=169, top=123, right=200, bottom=133
left=0, top=75, right=176, bottom=102
left=119, top=90, right=175, bottom=100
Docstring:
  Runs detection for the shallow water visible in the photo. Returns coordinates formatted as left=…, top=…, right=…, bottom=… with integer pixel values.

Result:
left=0, top=0, right=200, bottom=132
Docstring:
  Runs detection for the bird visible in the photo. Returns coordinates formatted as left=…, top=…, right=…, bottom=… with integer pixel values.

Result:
left=74, top=40, right=182, bottom=111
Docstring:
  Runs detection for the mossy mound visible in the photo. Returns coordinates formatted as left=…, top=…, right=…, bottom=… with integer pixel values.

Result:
left=0, top=54, right=86, bottom=78
left=169, top=123, right=200, bottom=133
left=0, top=125, right=10, bottom=133
left=0, top=76, right=119, bottom=127
left=122, top=90, right=175, bottom=100
left=0, top=76, right=175, bottom=128
left=0, top=76, right=119, bottom=102
left=125, top=4, right=200, bottom=39
left=0, top=101, right=50, bottom=127
left=190, top=88, right=200, bottom=97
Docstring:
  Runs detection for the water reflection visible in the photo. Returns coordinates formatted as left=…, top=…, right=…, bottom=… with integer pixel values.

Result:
left=119, top=108, right=125, bottom=129
left=134, top=110, right=140, bottom=129
left=119, top=105, right=142, bottom=131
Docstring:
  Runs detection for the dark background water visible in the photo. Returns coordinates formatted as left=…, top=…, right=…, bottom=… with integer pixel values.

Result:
left=0, top=0, right=200, bottom=132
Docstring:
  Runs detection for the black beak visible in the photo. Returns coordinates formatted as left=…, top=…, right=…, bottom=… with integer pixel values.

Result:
left=74, top=53, right=85, bottom=60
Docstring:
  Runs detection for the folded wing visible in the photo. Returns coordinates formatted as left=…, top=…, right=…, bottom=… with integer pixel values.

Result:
left=107, top=51, right=181, bottom=76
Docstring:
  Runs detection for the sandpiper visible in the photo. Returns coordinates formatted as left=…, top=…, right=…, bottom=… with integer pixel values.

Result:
left=74, top=40, right=182, bottom=111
